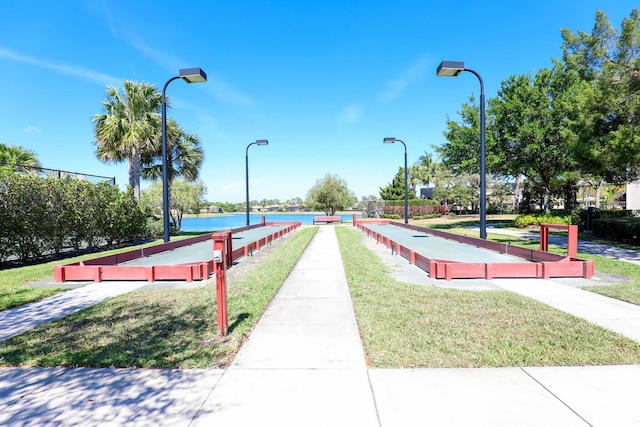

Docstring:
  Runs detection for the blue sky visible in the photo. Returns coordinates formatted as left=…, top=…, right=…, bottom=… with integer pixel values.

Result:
left=1, top=1, right=637, bottom=203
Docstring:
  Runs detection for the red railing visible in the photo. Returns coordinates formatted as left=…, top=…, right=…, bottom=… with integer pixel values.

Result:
left=355, top=221, right=594, bottom=280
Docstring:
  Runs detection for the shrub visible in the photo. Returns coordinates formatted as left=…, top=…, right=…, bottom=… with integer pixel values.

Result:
left=412, top=214, right=443, bottom=220
left=513, top=212, right=572, bottom=228
left=380, top=214, right=401, bottom=219
left=592, top=217, right=640, bottom=244
left=0, top=173, right=147, bottom=263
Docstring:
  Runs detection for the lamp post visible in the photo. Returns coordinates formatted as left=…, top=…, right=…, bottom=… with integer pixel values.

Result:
left=161, top=68, right=207, bottom=243
left=436, top=60, right=487, bottom=239
left=246, top=139, right=269, bottom=226
left=383, top=137, right=408, bottom=224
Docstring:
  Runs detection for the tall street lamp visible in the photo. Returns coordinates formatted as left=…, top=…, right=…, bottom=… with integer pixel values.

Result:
left=161, top=68, right=207, bottom=243
left=437, top=60, right=487, bottom=239
left=246, top=139, right=269, bottom=226
left=383, top=137, right=409, bottom=224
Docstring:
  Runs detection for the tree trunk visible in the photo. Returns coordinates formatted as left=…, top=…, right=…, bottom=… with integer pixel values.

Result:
left=595, top=180, right=604, bottom=208
left=513, top=174, right=522, bottom=211
left=542, top=190, right=551, bottom=214
left=129, top=150, right=142, bottom=201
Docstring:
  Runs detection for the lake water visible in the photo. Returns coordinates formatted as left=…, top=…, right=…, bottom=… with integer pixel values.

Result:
left=180, top=213, right=360, bottom=231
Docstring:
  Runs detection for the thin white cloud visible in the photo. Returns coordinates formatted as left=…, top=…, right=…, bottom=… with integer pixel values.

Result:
left=100, top=0, right=117, bottom=37
left=23, top=126, right=42, bottom=134
left=378, top=55, right=429, bottom=103
left=0, top=47, right=120, bottom=86
left=127, top=36, right=255, bottom=106
left=336, top=103, right=364, bottom=124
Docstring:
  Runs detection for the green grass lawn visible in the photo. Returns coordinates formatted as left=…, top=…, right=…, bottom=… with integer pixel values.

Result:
left=336, top=226, right=640, bottom=368
left=0, top=227, right=317, bottom=368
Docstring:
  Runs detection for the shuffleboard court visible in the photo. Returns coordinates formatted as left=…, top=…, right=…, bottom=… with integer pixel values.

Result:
left=365, top=224, right=529, bottom=264
left=122, top=225, right=287, bottom=267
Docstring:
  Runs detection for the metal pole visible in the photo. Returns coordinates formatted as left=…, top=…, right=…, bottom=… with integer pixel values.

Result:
left=245, top=145, right=250, bottom=226
left=161, top=76, right=180, bottom=243
left=464, top=68, right=487, bottom=239
left=403, top=143, right=408, bottom=224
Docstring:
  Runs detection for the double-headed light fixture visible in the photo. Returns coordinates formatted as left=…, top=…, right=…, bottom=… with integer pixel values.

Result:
left=436, top=61, right=487, bottom=239
left=161, top=68, right=207, bottom=243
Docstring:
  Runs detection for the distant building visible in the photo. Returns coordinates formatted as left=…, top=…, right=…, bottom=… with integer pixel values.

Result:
left=627, top=182, right=640, bottom=210
left=202, top=205, right=222, bottom=213
left=419, top=187, right=434, bottom=200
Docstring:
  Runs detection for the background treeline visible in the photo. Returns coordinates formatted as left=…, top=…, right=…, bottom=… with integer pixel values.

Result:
left=0, top=173, right=146, bottom=263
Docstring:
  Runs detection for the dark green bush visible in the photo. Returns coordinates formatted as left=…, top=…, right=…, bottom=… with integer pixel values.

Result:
left=413, top=214, right=443, bottom=220
left=0, top=172, right=147, bottom=262
left=384, top=199, right=440, bottom=206
left=592, top=217, right=640, bottom=244
left=379, top=214, right=402, bottom=219
left=573, top=208, right=632, bottom=231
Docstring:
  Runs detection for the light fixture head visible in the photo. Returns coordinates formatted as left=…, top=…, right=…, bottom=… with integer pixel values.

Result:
left=383, top=137, right=397, bottom=144
left=179, top=68, right=207, bottom=83
left=436, top=61, right=465, bottom=77
left=255, top=139, right=269, bottom=146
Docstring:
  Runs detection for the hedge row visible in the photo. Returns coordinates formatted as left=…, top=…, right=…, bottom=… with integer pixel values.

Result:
left=0, top=173, right=147, bottom=262
left=592, top=217, right=640, bottom=244
left=382, top=204, right=450, bottom=219
left=573, top=207, right=634, bottom=231
left=384, top=199, right=440, bottom=206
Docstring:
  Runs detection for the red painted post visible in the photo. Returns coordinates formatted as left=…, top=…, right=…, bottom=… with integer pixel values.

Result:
left=223, top=231, right=233, bottom=266
left=261, top=215, right=266, bottom=224
left=540, top=224, right=549, bottom=252
left=352, top=214, right=357, bottom=227
left=567, top=225, right=578, bottom=258
left=54, top=266, right=64, bottom=282
left=213, top=234, right=228, bottom=336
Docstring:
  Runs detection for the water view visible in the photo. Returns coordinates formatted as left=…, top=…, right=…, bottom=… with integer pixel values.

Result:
left=181, top=213, right=360, bottom=231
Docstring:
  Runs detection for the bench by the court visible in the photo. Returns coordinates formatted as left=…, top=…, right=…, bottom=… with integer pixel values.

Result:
left=313, top=215, right=342, bottom=224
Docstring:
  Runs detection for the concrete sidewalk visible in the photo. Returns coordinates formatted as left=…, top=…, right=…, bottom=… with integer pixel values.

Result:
left=2, top=226, right=640, bottom=426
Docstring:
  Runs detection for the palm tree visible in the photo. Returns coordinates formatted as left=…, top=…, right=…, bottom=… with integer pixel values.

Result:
left=417, top=151, right=435, bottom=187
left=92, top=80, right=162, bottom=200
left=0, top=142, right=41, bottom=172
left=408, top=164, right=422, bottom=194
left=141, top=119, right=204, bottom=182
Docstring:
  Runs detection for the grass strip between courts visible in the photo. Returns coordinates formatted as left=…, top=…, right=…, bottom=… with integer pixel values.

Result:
left=336, top=226, right=640, bottom=368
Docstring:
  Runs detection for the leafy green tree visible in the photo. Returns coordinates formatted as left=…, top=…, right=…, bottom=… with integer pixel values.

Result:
left=379, top=167, right=415, bottom=201
left=141, top=179, right=207, bottom=232
left=438, top=96, right=502, bottom=177
left=93, top=80, right=162, bottom=200
left=306, top=173, right=356, bottom=216
left=561, top=8, right=640, bottom=183
left=490, top=63, right=580, bottom=213
left=0, top=142, right=41, bottom=172
left=490, top=182, right=515, bottom=212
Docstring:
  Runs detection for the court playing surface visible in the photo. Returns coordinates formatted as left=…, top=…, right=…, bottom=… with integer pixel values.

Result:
left=121, top=225, right=288, bottom=266
left=364, top=224, right=530, bottom=263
